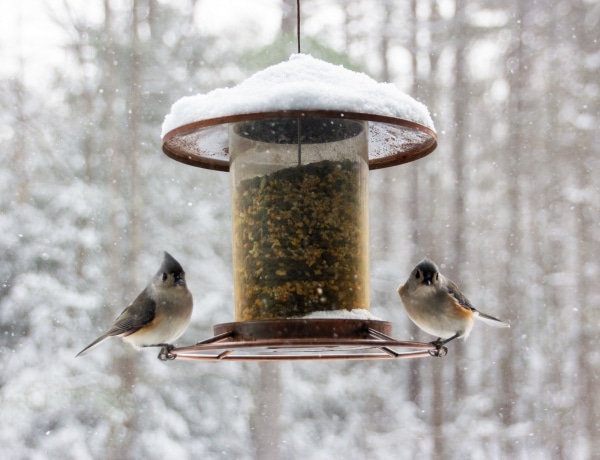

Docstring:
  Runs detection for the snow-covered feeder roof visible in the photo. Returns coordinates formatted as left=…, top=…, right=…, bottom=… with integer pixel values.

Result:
left=161, top=54, right=437, bottom=172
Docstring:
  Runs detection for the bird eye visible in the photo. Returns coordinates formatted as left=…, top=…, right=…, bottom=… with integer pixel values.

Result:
left=415, top=271, right=420, bottom=279
left=162, top=273, right=168, bottom=281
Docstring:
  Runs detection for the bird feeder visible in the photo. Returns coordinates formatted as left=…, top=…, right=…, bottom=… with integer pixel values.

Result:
left=161, top=55, right=442, bottom=360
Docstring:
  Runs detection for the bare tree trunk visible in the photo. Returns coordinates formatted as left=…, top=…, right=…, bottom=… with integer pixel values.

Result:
left=407, top=0, right=423, bottom=406
left=280, top=0, right=296, bottom=40
left=431, top=361, right=445, bottom=459
left=448, top=0, right=469, bottom=401
left=572, top=2, right=599, bottom=454
left=499, top=1, right=530, bottom=453
left=414, top=1, right=446, bottom=456
left=11, top=16, right=29, bottom=206
left=250, top=363, right=283, bottom=460
left=103, top=1, right=139, bottom=457
left=127, top=0, right=143, bottom=291
left=574, top=150, right=596, bottom=458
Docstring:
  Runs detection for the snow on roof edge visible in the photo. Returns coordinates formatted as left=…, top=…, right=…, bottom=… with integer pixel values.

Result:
left=161, top=54, right=435, bottom=138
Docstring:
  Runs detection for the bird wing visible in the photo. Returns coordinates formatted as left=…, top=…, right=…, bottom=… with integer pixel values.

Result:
left=445, top=279, right=476, bottom=312
left=446, top=279, right=510, bottom=328
left=105, top=289, right=157, bottom=337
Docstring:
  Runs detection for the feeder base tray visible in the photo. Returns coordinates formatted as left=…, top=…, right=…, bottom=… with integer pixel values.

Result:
left=163, top=319, right=446, bottom=361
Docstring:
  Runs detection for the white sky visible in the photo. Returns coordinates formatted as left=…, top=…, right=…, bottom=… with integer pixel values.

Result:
left=0, top=1, right=511, bottom=94
left=0, top=0, right=65, bottom=83
left=195, top=0, right=281, bottom=38
left=0, top=0, right=282, bottom=87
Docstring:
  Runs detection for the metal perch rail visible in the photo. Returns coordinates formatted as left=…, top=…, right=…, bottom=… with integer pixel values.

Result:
left=158, top=319, right=448, bottom=361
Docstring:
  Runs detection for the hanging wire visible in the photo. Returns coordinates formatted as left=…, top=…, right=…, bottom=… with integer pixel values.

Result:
left=297, top=0, right=301, bottom=53
left=297, top=0, right=302, bottom=165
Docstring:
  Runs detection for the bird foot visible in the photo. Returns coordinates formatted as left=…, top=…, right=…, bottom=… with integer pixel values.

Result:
left=428, top=339, right=448, bottom=357
left=157, top=345, right=176, bottom=361
left=142, top=343, right=176, bottom=360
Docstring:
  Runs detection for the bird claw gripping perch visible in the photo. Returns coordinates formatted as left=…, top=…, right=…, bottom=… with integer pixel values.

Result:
left=429, top=340, right=448, bottom=357
left=158, top=345, right=177, bottom=361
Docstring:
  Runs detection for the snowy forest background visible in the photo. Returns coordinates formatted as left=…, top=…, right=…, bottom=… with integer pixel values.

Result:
left=1, top=0, right=599, bottom=458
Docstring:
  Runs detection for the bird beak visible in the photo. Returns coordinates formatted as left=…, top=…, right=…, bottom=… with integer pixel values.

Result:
left=174, top=275, right=185, bottom=286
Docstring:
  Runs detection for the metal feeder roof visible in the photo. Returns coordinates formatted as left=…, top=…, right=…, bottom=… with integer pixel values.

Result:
left=161, top=54, right=437, bottom=171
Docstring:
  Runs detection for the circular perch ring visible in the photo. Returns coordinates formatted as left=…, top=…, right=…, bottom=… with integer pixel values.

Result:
left=165, top=319, right=446, bottom=361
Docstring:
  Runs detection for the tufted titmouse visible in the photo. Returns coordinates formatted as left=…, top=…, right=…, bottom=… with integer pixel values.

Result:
left=398, top=258, right=509, bottom=351
left=77, top=251, right=193, bottom=360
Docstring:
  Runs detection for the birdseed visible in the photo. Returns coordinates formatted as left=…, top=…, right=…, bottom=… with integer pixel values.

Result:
left=232, top=159, right=369, bottom=320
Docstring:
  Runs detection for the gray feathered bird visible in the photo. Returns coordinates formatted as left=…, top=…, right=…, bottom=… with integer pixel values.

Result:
left=77, top=252, right=193, bottom=359
left=398, top=258, right=509, bottom=347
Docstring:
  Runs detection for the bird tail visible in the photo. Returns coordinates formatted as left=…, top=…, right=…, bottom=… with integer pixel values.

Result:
left=76, top=334, right=110, bottom=357
left=475, top=311, right=510, bottom=328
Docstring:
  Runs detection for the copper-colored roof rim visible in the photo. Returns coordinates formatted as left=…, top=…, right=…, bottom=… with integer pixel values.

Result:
left=161, top=109, right=438, bottom=172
